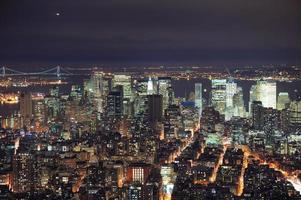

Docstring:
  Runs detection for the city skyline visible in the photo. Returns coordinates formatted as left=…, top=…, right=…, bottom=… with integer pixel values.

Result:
left=1, top=1, right=301, bottom=200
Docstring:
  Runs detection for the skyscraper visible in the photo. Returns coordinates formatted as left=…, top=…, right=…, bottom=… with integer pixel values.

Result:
left=107, top=86, right=123, bottom=118
left=251, top=101, right=264, bottom=130
left=195, top=83, right=203, bottom=117
left=249, top=80, right=277, bottom=110
left=20, top=92, right=33, bottom=127
left=211, top=79, right=227, bottom=115
left=158, top=77, right=173, bottom=111
left=289, top=100, right=301, bottom=129
left=113, top=74, right=132, bottom=99
left=12, top=151, right=34, bottom=193
left=90, top=71, right=106, bottom=113
left=232, top=87, right=245, bottom=118
left=225, top=79, right=237, bottom=120
left=277, top=92, right=290, bottom=111
left=147, top=94, right=163, bottom=125
left=147, top=77, right=154, bottom=95
left=134, top=79, right=148, bottom=115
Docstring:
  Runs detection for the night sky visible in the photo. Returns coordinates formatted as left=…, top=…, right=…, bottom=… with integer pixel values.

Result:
left=0, top=0, right=300, bottom=68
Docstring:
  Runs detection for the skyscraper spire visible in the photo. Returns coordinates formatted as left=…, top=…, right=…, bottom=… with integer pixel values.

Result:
left=147, top=77, right=154, bottom=95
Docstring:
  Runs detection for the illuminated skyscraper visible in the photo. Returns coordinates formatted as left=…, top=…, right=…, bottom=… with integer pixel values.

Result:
left=133, top=79, right=148, bottom=115
left=277, top=92, right=290, bottom=111
left=158, top=77, right=173, bottom=111
left=107, top=86, right=123, bottom=118
left=113, top=74, right=132, bottom=99
left=289, top=100, right=301, bottom=129
left=33, top=99, right=46, bottom=130
left=113, top=75, right=133, bottom=116
left=251, top=101, right=264, bottom=130
left=195, top=83, right=203, bottom=117
left=259, top=80, right=277, bottom=109
left=211, top=79, right=227, bottom=115
left=20, top=92, right=33, bottom=127
left=90, top=71, right=106, bottom=113
left=225, top=79, right=237, bottom=120
left=147, top=77, right=154, bottom=95
left=249, top=80, right=277, bottom=110
left=12, top=151, right=34, bottom=192
left=233, top=87, right=245, bottom=118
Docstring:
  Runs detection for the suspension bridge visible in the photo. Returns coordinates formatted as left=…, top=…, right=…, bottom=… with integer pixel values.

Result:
left=0, top=66, right=74, bottom=77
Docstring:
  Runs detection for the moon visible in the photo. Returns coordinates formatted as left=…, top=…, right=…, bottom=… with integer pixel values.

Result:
left=56, top=12, right=60, bottom=16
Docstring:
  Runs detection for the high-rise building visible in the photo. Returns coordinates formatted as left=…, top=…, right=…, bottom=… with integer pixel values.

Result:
left=33, top=99, right=46, bottom=130
left=200, top=107, right=220, bottom=132
left=133, top=79, right=148, bottom=115
left=164, top=105, right=182, bottom=139
left=128, top=184, right=143, bottom=200
left=195, top=83, right=203, bottom=117
left=232, top=87, right=245, bottom=118
left=211, top=79, right=227, bottom=115
left=147, top=77, right=155, bottom=95
left=277, top=92, right=290, bottom=111
left=225, top=79, right=237, bottom=120
left=251, top=101, right=264, bottom=130
left=12, top=151, right=34, bottom=192
left=136, top=79, right=148, bottom=96
left=113, top=74, right=133, bottom=116
left=249, top=80, right=277, bottom=110
left=289, top=100, right=301, bottom=129
left=127, top=163, right=151, bottom=184
left=158, top=77, right=173, bottom=111
left=90, top=71, right=106, bottom=113
left=262, top=107, right=279, bottom=144
left=147, top=94, right=163, bottom=125
left=107, top=86, right=123, bottom=117
left=113, top=74, right=132, bottom=99
left=20, top=92, right=33, bottom=127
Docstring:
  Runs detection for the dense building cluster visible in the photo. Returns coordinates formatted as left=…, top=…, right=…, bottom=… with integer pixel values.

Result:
left=0, top=71, right=301, bottom=199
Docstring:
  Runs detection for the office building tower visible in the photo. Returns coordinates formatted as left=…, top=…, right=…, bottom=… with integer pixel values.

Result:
left=232, top=87, right=245, bottom=118
left=277, top=92, right=290, bottom=111
left=195, top=83, right=203, bottom=117
left=200, top=107, right=220, bottom=132
left=107, top=86, right=123, bottom=118
left=113, top=74, right=132, bottom=99
left=225, top=79, right=237, bottom=120
left=12, top=151, right=34, bottom=192
left=164, top=105, right=181, bottom=139
left=136, top=79, right=148, bottom=96
left=33, top=100, right=47, bottom=130
left=211, top=79, right=227, bottom=115
left=91, top=71, right=106, bottom=113
left=263, top=107, right=279, bottom=144
left=133, top=79, right=148, bottom=115
left=249, top=80, right=277, bottom=110
left=289, top=100, right=301, bottom=129
left=147, top=77, right=155, bottom=95
left=113, top=74, right=133, bottom=116
left=158, top=77, right=173, bottom=111
left=20, top=92, right=33, bottom=127
left=147, top=94, right=163, bottom=125
left=251, top=101, right=264, bottom=130
left=127, top=163, right=151, bottom=184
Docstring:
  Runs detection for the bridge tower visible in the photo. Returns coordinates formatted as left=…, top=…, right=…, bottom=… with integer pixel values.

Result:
left=1, top=66, right=5, bottom=77
left=56, top=66, right=61, bottom=78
